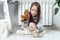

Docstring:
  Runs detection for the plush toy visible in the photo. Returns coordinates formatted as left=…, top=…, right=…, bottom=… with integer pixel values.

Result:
left=21, top=10, right=30, bottom=22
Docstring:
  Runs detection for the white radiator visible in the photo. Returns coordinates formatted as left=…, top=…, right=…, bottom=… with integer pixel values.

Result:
left=18, top=0, right=54, bottom=26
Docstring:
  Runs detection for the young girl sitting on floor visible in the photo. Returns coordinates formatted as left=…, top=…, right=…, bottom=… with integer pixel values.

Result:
left=17, top=2, right=45, bottom=37
left=28, top=2, right=44, bottom=37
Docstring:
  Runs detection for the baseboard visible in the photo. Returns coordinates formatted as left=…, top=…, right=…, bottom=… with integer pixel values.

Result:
left=43, top=25, right=53, bottom=27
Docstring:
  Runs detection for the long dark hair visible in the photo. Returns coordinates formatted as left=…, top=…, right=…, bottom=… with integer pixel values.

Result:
left=30, top=2, right=41, bottom=24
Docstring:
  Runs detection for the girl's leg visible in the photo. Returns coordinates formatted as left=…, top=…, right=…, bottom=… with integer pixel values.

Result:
left=29, top=22, right=39, bottom=37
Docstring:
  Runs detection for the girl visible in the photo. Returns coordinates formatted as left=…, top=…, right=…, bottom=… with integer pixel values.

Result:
left=29, top=2, right=43, bottom=31
left=20, top=2, right=44, bottom=37
left=29, top=2, right=44, bottom=37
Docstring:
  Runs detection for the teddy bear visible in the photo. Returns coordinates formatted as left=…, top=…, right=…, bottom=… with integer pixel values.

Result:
left=21, top=10, right=30, bottom=22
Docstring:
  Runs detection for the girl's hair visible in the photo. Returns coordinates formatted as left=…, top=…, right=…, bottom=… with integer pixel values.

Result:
left=30, top=2, right=41, bottom=24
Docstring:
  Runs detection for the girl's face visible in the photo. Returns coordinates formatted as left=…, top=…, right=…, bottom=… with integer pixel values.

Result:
left=31, top=5, right=38, bottom=16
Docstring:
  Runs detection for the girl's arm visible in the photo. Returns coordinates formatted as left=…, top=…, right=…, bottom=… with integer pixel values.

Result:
left=37, top=17, right=43, bottom=29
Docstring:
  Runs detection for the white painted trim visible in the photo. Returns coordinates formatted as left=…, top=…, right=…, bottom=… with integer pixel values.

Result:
left=0, top=0, right=12, bottom=32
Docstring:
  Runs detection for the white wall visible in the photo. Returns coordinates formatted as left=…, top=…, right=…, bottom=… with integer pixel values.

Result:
left=53, top=0, right=60, bottom=27
left=54, top=8, right=60, bottom=27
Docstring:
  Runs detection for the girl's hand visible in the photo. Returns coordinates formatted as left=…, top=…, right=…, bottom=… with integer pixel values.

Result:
left=32, top=22, right=38, bottom=29
left=29, top=22, right=38, bottom=31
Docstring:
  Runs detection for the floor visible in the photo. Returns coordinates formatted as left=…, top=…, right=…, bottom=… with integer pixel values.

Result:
left=0, top=26, right=60, bottom=40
